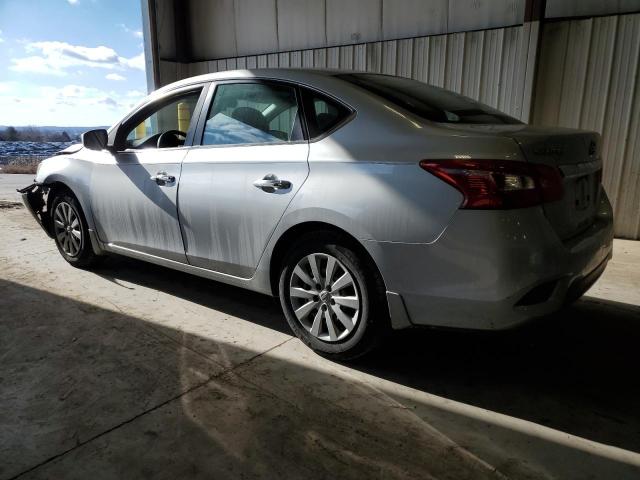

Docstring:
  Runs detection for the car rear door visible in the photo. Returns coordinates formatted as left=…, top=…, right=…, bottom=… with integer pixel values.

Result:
left=90, top=85, right=207, bottom=262
left=178, top=80, right=309, bottom=278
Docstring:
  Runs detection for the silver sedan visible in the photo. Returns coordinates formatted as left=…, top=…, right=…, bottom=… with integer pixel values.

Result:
left=20, top=69, right=614, bottom=359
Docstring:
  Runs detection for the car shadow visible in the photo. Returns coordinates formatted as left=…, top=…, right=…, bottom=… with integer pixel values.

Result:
left=94, top=254, right=290, bottom=335
left=0, top=278, right=519, bottom=480
left=93, top=255, right=640, bottom=455
left=1, top=276, right=639, bottom=479
left=352, top=296, right=640, bottom=453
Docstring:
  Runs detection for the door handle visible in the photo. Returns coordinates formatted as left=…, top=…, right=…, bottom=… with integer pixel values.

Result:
left=150, top=172, right=176, bottom=185
left=253, top=174, right=291, bottom=191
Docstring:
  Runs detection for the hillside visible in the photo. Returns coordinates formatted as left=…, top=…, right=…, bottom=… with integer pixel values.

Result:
left=0, top=126, right=108, bottom=142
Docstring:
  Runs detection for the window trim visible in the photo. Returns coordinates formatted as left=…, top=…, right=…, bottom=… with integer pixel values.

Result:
left=114, top=83, right=209, bottom=152
left=193, top=79, right=308, bottom=149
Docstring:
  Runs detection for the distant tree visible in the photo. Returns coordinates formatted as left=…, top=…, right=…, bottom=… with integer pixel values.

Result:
left=0, top=127, right=81, bottom=143
left=24, top=127, right=44, bottom=142
left=58, top=132, right=71, bottom=142
left=3, top=126, right=18, bottom=141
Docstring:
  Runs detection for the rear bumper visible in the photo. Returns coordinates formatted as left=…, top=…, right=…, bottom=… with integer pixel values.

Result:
left=376, top=194, right=614, bottom=330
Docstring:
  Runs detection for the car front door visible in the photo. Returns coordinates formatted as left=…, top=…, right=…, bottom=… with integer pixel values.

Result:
left=90, top=85, right=207, bottom=262
left=178, top=81, right=309, bottom=278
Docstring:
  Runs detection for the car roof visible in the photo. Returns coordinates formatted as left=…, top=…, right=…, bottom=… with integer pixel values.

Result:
left=154, top=68, right=359, bottom=95
left=116, top=69, right=367, bottom=135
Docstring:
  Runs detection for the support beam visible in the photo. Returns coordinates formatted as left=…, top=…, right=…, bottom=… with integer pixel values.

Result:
left=141, top=0, right=160, bottom=92
left=172, top=0, right=192, bottom=63
left=521, top=0, right=547, bottom=122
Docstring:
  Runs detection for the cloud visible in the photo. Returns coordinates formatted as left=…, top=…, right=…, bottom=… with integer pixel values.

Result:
left=33, top=41, right=119, bottom=63
left=106, top=73, right=126, bottom=81
left=10, top=56, right=68, bottom=76
left=67, top=0, right=79, bottom=4
left=118, top=24, right=144, bottom=39
left=0, top=81, right=148, bottom=125
left=101, top=97, right=119, bottom=107
left=0, top=29, right=4, bottom=43
left=120, top=52, right=145, bottom=71
left=10, top=41, right=145, bottom=75
left=59, top=85, right=94, bottom=97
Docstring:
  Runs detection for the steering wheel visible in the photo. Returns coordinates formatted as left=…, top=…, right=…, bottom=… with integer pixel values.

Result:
left=157, top=130, right=187, bottom=148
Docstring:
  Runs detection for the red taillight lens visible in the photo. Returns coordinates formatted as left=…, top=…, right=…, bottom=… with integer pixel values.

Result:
left=419, top=159, right=563, bottom=209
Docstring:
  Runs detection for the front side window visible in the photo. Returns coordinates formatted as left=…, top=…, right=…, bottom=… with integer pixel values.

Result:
left=202, top=83, right=303, bottom=146
left=337, top=73, right=521, bottom=125
left=124, top=89, right=202, bottom=149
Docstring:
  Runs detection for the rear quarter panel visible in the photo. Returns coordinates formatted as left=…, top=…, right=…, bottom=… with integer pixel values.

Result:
left=270, top=92, right=525, bottom=244
left=285, top=159, right=460, bottom=243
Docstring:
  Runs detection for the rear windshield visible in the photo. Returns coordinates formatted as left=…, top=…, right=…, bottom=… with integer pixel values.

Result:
left=337, top=73, right=521, bottom=125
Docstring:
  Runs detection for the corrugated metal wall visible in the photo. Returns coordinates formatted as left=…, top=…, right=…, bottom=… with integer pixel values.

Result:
left=180, top=0, right=526, bottom=61
left=161, top=25, right=533, bottom=120
left=545, top=0, right=640, bottom=19
left=533, top=14, right=640, bottom=239
left=152, top=0, right=640, bottom=64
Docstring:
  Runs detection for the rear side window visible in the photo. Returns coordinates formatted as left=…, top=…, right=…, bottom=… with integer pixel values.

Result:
left=337, top=73, right=521, bottom=125
left=202, top=82, right=303, bottom=146
left=301, top=89, right=352, bottom=139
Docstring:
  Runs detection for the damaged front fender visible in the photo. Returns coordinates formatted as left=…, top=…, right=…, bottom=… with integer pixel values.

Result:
left=17, top=183, right=54, bottom=238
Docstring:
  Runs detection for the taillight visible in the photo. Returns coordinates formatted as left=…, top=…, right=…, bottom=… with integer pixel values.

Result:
left=419, top=159, right=563, bottom=209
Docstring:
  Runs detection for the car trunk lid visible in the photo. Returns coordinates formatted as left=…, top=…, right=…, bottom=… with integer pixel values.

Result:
left=507, top=126, right=602, bottom=241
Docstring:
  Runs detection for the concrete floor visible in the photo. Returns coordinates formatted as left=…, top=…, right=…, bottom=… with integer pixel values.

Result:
left=1, top=174, right=640, bottom=479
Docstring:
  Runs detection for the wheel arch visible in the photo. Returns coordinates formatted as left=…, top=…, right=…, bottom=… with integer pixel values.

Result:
left=40, top=173, right=95, bottom=228
left=42, top=181, right=82, bottom=234
left=40, top=178, right=104, bottom=256
left=267, top=220, right=414, bottom=330
left=268, top=221, right=386, bottom=298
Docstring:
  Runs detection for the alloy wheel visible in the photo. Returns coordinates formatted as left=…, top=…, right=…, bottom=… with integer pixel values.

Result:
left=53, top=201, right=83, bottom=257
left=289, top=253, right=361, bottom=342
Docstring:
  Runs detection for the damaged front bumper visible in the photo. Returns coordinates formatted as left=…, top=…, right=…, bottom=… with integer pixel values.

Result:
left=17, top=183, right=53, bottom=238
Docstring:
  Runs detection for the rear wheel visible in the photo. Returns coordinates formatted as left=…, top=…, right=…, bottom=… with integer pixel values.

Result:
left=51, top=192, right=102, bottom=269
left=278, top=232, right=389, bottom=360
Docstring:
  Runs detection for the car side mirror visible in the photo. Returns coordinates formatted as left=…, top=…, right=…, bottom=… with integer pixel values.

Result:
left=82, top=129, right=108, bottom=151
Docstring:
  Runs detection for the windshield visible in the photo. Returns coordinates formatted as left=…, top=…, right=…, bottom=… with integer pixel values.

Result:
left=337, top=73, right=521, bottom=125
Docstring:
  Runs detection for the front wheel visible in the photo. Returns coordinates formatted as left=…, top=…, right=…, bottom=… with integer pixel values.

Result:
left=278, top=232, right=389, bottom=360
left=51, top=192, right=102, bottom=269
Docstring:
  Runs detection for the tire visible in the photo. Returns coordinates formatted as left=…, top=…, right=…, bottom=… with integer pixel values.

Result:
left=278, top=231, right=389, bottom=360
left=51, top=191, right=103, bottom=269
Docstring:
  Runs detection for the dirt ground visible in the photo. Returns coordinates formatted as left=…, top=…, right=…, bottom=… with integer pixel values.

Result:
left=1, top=176, right=639, bottom=479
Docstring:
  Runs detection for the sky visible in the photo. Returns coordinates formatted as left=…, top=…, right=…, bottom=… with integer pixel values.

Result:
left=0, top=0, right=147, bottom=127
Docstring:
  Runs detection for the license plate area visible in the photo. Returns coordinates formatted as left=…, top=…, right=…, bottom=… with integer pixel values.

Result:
left=574, top=175, right=592, bottom=211
left=543, top=162, right=602, bottom=241
left=565, top=169, right=601, bottom=234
